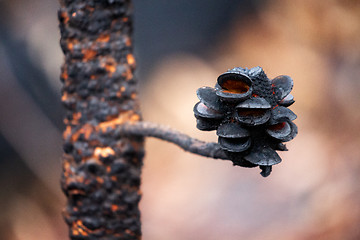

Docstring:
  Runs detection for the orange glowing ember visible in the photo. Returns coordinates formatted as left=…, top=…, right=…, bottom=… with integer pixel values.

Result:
left=97, top=111, right=136, bottom=131
left=98, top=118, right=124, bottom=131
left=94, top=147, right=115, bottom=158
left=125, top=69, right=133, bottom=81
left=105, top=64, right=116, bottom=74
left=72, top=220, right=88, bottom=237
left=125, top=37, right=131, bottom=47
left=61, top=12, right=69, bottom=24
left=117, top=86, right=126, bottom=97
left=97, top=34, right=110, bottom=43
left=61, top=71, right=68, bottom=81
left=68, top=42, right=74, bottom=51
left=70, top=124, right=94, bottom=141
left=111, top=204, right=119, bottom=211
left=127, top=54, right=135, bottom=65
left=67, top=39, right=78, bottom=52
left=96, top=177, right=104, bottom=184
left=82, top=49, right=97, bottom=60
left=73, top=112, right=81, bottom=121
left=61, top=92, right=69, bottom=102
left=63, top=161, right=71, bottom=177
left=63, top=126, right=72, bottom=139
left=131, top=114, right=140, bottom=122
left=72, top=229, right=79, bottom=236
left=100, top=57, right=117, bottom=74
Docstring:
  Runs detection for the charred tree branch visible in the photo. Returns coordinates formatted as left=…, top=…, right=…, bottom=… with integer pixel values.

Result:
left=59, top=1, right=144, bottom=239
left=116, top=121, right=229, bottom=160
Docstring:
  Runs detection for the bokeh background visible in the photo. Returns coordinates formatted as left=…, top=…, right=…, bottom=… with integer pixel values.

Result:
left=1, top=0, right=360, bottom=239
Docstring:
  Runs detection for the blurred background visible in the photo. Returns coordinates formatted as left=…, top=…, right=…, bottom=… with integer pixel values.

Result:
left=1, top=0, right=360, bottom=239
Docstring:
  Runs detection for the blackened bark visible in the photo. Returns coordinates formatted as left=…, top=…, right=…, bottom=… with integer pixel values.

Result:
left=116, top=122, right=229, bottom=160
left=59, top=1, right=144, bottom=239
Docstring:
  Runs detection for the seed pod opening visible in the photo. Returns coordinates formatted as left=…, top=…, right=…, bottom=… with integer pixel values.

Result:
left=272, top=75, right=293, bottom=101
left=193, top=102, right=224, bottom=119
left=236, top=97, right=271, bottom=109
left=196, top=87, right=223, bottom=111
left=216, top=73, right=252, bottom=101
left=218, top=136, right=251, bottom=152
left=216, top=122, right=250, bottom=138
left=235, top=98, right=271, bottom=126
left=269, top=106, right=297, bottom=124
left=266, top=121, right=292, bottom=140
left=244, top=144, right=281, bottom=166
left=279, top=121, right=298, bottom=142
left=195, top=117, right=220, bottom=131
left=279, top=93, right=294, bottom=107
left=236, top=109, right=271, bottom=126
left=193, top=67, right=298, bottom=176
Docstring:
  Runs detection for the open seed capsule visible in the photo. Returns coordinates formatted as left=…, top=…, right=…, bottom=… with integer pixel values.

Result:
left=235, top=97, right=271, bottom=126
left=271, top=75, right=294, bottom=101
left=216, top=73, right=252, bottom=102
left=216, top=123, right=251, bottom=152
left=244, top=144, right=282, bottom=166
left=279, top=93, right=295, bottom=107
left=280, top=121, right=298, bottom=142
left=216, top=122, right=250, bottom=138
left=269, top=106, right=297, bottom=124
left=267, top=120, right=297, bottom=142
left=218, top=137, right=251, bottom=152
left=236, top=97, right=271, bottom=109
left=225, top=153, right=258, bottom=168
left=193, top=102, right=224, bottom=119
left=266, top=121, right=292, bottom=140
left=196, top=87, right=223, bottom=111
left=195, top=117, right=220, bottom=131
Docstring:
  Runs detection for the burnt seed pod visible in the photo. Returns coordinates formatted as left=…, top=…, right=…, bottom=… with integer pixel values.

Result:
left=193, top=66, right=298, bottom=177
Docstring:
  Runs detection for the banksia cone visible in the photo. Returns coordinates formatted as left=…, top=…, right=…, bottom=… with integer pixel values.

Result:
left=194, top=67, right=297, bottom=177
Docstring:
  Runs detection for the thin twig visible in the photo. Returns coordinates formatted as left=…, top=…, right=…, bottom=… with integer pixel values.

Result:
left=117, top=121, right=229, bottom=160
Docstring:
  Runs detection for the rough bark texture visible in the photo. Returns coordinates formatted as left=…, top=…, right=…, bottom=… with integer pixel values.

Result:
left=59, top=0, right=144, bottom=239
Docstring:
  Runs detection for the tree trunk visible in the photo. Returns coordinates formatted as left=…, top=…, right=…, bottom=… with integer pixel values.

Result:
left=59, top=0, right=144, bottom=239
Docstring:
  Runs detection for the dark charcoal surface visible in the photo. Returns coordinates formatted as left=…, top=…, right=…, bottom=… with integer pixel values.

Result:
left=59, top=1, right=144, bottom=239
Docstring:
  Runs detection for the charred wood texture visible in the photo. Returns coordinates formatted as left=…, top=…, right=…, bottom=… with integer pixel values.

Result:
left=116, top=122, right=229, bottom=160
left=59, top=0, right=144, bottom=239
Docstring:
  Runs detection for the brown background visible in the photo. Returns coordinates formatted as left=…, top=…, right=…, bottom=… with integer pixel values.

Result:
left=0, top=0, right=359, bottom=239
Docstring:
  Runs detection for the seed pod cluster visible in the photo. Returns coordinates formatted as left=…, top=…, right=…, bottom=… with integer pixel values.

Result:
left=194, top=67, right=297, bottom=177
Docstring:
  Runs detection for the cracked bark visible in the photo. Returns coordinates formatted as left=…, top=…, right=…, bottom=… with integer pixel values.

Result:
left=59, top=0, right=144, bottom=239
